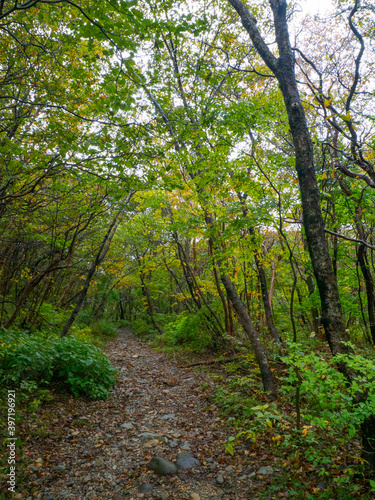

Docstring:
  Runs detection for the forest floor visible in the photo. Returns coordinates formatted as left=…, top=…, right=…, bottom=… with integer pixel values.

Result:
left=16, top=329, right=279, bottom=500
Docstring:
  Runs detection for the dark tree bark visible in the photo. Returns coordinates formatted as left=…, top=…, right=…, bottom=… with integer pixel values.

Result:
left=206, top=216, right=276, bottom=395
left=250, top=229, right=282, bottom=344
left=212, top=260, right=231, bottom=335
left=357, top=244, right=375, bottom=344
left=235, top=188, right=282, bottom=344
left=221, top=274, right=276, bottom=396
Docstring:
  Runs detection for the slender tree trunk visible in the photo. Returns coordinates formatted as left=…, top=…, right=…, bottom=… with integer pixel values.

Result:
left=237, top=193, right=281, bottom=343
left=228, top=296, right=234, bottom=335
left=4, top=264, right=56, bottom=329
left=207, top=217, right=276, bottom=395
left=174, top=233, right=226, bottom=337
left=221, top=274, right=276, bottom=396
left=269, top=260, right=276, bottom=307
left=357, top=245, right=375, bottom=344
left=253, top=244, right=282, bottom=343
left=138, top=269, right=164, bottom=335
left=212, top=262, right=230, bottom=335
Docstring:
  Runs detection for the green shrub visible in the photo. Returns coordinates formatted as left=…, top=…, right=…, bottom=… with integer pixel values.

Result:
left=0, top=329, right=117, bottom=399
left=116, top=319, right=132, bottom=328
left=54, top=336, right=117, bottom=398
left=0, top=330, right=55, bottom=384
left=90, top=319, right=118, bottom=339
left=280, top=341, right=375, bottom=443
left=132, top=316, right=157, bottom=337
left=162, top=309, right=214, bottom=351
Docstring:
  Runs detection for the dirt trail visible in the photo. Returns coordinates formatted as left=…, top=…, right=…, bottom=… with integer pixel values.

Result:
left=22, top=329, right=263, bottom=499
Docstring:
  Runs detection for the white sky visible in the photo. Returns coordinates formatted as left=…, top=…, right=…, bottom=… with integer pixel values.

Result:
left=299, top=0, right=334, bottom=16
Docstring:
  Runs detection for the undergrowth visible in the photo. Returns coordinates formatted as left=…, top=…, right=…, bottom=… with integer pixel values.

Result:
left=212, top=342, right=375, bottom=499
left=0, top=328, right=117, bottom=399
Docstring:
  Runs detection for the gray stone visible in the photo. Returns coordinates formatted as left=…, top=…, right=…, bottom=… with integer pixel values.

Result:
left=176, top=452, right=200, bottom=470
left=120, top=423, right=134, bottom=430
left=216, top=474, right=224, bottom=484
left=181, top=441, right=191, bottom=450
left=139, top=432, right=164, bottom=440
left=225, top=465, right=234, bottom=474
left=159, top=414, right=175, bottom=420
left=168, top=439, right=179, bottom=448
left=138, top=483, right=153, bottom=493
left=257, top=466, right=273, bottom=475
left=147, top=456, right=178, bottom=475
left=206, top=457, right=214, bottom=463
left=56, top=465, right=66, bottom=470
left=248, top=472, right=256, bottom=479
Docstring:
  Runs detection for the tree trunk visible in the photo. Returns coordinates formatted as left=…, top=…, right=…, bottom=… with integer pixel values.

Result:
left=220, top=274, right=276, bottom=396
left=212, top=261, right=231, bottom=335
left=357, top=245, right=375, bottom=344
left=137, top=263, right=164, bottom=335
left=253, top=244, right=282, bottom=343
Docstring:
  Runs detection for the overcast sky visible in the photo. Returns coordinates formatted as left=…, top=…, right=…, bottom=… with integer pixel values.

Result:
left=299, top=0, right=334, bottom=16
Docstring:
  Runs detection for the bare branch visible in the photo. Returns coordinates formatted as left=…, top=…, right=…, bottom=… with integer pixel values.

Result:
left=227, top=0, right=279, bottom=75
left=324, top=229, right=375, bottom=250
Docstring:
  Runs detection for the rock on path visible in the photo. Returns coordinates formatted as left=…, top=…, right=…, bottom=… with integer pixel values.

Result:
left=21, top=329, right=261, bottom=499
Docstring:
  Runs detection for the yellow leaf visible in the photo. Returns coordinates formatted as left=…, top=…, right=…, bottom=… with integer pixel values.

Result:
left=321, top=172, right=327, bottom=179
left=324, top=98, right=331, bottom=107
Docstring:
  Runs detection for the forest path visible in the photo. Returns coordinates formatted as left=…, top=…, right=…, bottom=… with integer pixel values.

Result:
left=23, top=329, right=264, bottom=499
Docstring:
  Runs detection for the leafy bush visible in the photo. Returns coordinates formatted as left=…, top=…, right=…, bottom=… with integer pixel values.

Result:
left=38, top=303, right=71, bottom=331
left=90, top=319, right=118, bottom=339
left=162, top=309, right=214, bottom=351
left=219, top=341, right=375, bottom=497
left=281, top=342, right=375, bottom=446
left=132, top=316, right=158, bottom=338
left=54, top=336, right=117, bottom=398
left=0, top=329, right=117, bottom=399
left=116, top=319, right=132, bottom=329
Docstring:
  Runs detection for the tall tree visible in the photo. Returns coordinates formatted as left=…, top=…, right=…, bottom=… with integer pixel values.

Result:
left=227, top=0, right=349, bottom=355
left=227, top=0, right=375, bottom=465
